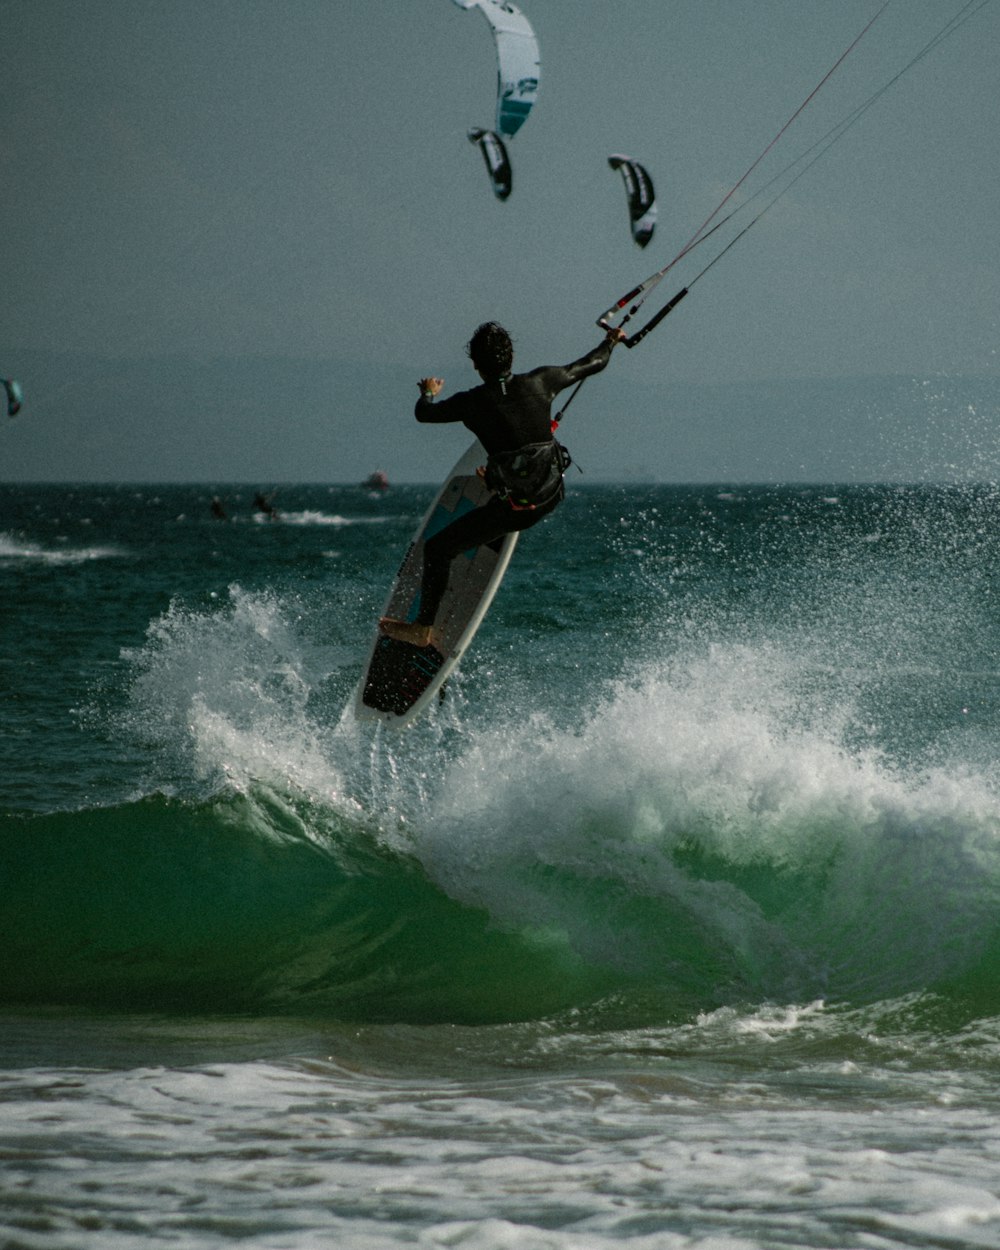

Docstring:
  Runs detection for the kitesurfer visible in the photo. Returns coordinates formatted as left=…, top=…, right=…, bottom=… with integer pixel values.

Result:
left=252, top=491, right=278, bottom=521
left=379, top=321, right=624, bottom=648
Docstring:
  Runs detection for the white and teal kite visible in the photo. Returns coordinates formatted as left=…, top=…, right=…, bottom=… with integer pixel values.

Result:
left=452, top=0, right=539, bottom=199
left=452, top=0, right=539, bottom=138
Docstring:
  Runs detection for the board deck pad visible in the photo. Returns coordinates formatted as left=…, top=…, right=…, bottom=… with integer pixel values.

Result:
left=354, top=440, right=518, bottom=727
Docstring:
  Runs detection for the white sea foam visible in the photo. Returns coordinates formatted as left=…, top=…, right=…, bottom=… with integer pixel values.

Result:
left=4, top=1028, right=1000, bottom=1250
left=251, top=510, right=395, bottom=526
left=0, top=531, right=124, bottom=563
left=120, top=584, right=354, bottom=814
left=416, top=639, right=1000, bottom=1002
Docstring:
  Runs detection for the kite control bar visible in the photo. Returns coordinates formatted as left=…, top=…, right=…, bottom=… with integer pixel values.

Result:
left=624, top=286, right=688, bottom=348
left=557, top=284, right=689, bottom=427
left=598, top=285, right=689, bottom=349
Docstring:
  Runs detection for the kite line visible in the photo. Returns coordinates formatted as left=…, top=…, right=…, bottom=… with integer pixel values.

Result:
left=599, top=0, right=992, bottom=350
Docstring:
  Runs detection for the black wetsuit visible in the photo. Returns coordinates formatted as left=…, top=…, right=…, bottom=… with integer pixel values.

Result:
left=411, top=337, right=616, bottom=627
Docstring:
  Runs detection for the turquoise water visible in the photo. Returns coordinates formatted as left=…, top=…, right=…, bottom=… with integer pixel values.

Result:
left=3, top=476, right=1000, bottom=1246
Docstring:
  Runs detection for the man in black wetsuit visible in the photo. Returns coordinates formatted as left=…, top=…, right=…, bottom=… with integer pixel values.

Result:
left=380, top=321, right=624, bottom=647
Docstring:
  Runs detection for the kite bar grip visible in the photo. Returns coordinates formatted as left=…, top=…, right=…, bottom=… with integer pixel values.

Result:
left=624, top=287, right=689, bottom=349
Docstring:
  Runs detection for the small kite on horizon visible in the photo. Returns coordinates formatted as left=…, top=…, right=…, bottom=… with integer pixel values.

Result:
left=3, top=378, right=23, bottom=418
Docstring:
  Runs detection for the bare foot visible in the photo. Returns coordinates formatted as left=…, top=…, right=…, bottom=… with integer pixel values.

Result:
left=379, top=617, right=438, bottom=647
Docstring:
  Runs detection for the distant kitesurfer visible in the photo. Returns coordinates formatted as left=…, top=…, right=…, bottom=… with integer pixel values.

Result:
left=253, top=491, right=278, bottom=521
left=380, top=321, right=624, bottom=648
left=211, top=496, right=228, bottom=521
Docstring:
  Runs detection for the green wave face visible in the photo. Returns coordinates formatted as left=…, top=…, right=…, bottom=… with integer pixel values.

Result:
left=0, top=792, right=617, bottom=1023
left=4, top=740, right=1000, bottom=1026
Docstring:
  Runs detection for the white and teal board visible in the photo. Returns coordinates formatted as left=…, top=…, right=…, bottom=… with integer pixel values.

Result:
left=354, top=439, right=518, bottom=727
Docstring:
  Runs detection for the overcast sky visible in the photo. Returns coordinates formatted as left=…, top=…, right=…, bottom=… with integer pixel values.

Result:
left=1, top=1, right=998, bottom=482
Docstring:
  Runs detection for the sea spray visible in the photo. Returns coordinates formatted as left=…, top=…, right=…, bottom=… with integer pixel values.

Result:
left=118, top=583, right=351, bottom=803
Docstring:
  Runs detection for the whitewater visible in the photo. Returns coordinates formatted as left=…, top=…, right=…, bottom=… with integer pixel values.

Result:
left=3, top=477, right=1000, bottom=1248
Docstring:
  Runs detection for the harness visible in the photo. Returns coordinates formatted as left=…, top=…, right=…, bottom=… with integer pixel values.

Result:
left=484, top=439, right=572, bottom=511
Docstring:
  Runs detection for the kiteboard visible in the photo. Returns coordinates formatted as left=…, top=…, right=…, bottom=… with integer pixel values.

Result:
left=354, top=439, right=518, bottom=728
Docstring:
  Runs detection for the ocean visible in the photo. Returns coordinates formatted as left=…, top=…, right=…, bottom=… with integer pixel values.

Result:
left=3, top=473, right=1000, bottom=1248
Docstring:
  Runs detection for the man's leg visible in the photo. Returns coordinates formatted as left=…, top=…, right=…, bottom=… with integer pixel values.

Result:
left=380, top=497, right=527, bottom=646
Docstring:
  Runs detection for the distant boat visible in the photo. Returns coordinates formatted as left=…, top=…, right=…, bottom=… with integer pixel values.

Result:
left=362, top=470, right=390, bottom=493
